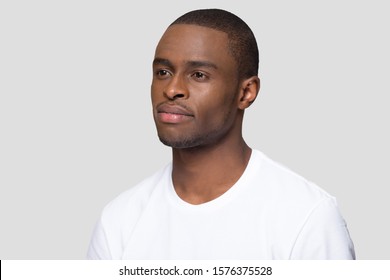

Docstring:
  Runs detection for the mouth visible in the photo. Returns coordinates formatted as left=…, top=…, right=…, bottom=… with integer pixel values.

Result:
left=156, top=104, right=194, bottom=124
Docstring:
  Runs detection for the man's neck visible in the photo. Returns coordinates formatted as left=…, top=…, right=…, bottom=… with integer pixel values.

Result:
left=171, top=138, right=252, bottom=205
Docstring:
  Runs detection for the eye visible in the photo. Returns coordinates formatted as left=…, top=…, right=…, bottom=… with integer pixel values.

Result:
left=192, top=71, right=208, bottom=81
left=155, top=69, right=171, bottom=79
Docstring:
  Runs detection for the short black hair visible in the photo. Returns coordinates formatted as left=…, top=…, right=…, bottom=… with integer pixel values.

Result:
left=170, top=9, right=259, bottom=80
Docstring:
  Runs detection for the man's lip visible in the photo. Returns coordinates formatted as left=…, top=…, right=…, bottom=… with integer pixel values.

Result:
left=157, top=104, right=194, bottom=116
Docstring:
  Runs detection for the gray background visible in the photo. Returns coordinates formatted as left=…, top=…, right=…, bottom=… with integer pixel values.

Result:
left=1, top=0, right=389, bottom=259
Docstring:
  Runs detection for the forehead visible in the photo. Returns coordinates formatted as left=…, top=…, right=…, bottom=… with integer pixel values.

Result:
left=154, top=24, right=234, bottom=66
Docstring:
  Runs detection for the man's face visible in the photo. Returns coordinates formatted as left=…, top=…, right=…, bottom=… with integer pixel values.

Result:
left=151, top=24, right=241, bottom=149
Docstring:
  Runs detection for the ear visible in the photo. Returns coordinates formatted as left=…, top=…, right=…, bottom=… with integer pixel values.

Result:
left=237, top=76, right=260, bottom=110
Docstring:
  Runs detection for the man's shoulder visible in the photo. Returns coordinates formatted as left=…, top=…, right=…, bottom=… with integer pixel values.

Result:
left=251, top=149, right=333, bottom=203
left=101, top=163, right=171, bottom=218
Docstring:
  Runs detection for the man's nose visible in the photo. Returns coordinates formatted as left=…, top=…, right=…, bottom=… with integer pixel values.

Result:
left=163, top=75, right=189, bottom=100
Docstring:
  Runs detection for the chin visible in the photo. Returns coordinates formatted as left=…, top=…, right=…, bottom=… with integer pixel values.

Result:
left=158, top=133, right=206, bottom=149
left=157, top=126, right=227, bottom=149
left=159, top=137, right=194, bottom=149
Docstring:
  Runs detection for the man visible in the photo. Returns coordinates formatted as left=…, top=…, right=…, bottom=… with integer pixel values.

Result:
left=87, top=9, right=355, bottom=259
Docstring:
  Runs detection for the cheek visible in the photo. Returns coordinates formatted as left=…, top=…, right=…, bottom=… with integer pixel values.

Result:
left=194, top=91, right=236, bottom=124
left=151, top=81, right=162, bottom=104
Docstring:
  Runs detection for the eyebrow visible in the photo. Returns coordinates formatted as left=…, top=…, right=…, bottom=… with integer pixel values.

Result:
left=153, top=58, right=174, bottom=68
left=153, top=57, right=218, bottom=70
left=186, top=60, right=218, bottom=70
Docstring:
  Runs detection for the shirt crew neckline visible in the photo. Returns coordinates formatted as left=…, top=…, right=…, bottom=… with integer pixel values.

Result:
left=166, top=149, right=260, bottom=211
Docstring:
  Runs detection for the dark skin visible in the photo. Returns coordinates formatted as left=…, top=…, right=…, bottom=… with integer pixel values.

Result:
left=151, top=24, right=260, bottom=205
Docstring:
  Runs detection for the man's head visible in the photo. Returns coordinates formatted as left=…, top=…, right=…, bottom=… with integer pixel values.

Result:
left=151, top=9, right=260, bottom=149
left=171, top=9, right=259, bottom=80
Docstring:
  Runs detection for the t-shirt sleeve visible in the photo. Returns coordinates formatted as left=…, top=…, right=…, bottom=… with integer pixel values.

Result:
left=86, top=217, right=112, bottom=260
left=290, top=197, right=356, bottom=260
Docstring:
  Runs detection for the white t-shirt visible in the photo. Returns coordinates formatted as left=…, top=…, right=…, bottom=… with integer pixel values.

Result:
left=87, top=149, right=355, bottom=259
